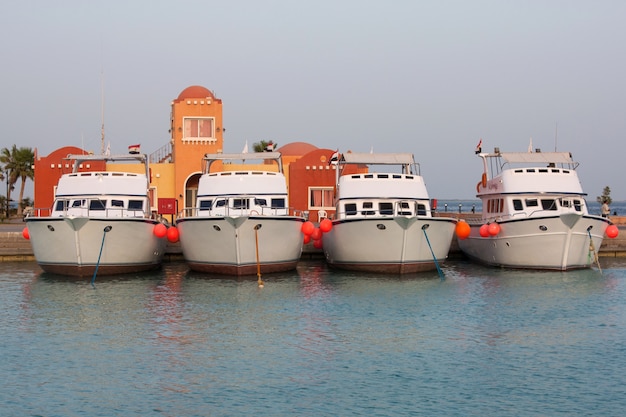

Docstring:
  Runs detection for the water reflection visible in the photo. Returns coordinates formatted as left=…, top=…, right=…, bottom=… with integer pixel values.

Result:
left=4, top=259, right=626, bottom=415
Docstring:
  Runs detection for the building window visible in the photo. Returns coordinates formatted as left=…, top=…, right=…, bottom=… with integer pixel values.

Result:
left=183, top=117, right=214, bottom=139
left=309, top=187, right=334, bottom=209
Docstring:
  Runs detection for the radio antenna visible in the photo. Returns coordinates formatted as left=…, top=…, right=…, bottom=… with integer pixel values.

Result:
left=100, top=70, right=105, bottom=155
left=554, top=122, right=558, bottom=152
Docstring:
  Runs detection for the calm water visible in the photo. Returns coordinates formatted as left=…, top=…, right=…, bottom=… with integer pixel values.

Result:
left=2, top=258, right=626, bottom=416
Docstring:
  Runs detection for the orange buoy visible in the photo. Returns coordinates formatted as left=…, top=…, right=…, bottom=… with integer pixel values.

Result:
left=301, top=221, right=315, bottom=236
left=606, top=224, right=619, bottom=239
left=455, top=221, right=471, bottom=240
left=311, top=228, right=322, bottom=241
left=22, top=227, right=30, bottom=240
left=479, top=224, right=490, bottom=237
left=154, top=223, right=167, bottom=238
left=313, top=239, right=323, bottom=249
left=488, top=222, right=501, bottom=236
left=319, top=218, right=332, bottom=233
left=166, top=226, right=179, bottom=243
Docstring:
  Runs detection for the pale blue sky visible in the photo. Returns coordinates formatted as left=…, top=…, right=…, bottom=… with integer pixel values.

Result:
left=2, top=0, right=624, bottom=200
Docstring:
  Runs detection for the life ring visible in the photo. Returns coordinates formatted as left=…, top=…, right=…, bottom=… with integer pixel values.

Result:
left=476, top=173, right=487, bottom=192
left=250, top=210, right=259, bottom=215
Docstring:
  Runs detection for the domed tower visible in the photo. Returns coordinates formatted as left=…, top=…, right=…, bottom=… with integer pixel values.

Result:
left=170, top=85, right=224, bottom=211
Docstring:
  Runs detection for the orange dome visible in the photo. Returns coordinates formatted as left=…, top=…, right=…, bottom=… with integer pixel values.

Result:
left=277, top=142, right=318, bottom=156
left=176, top=85, right=215, bottom=101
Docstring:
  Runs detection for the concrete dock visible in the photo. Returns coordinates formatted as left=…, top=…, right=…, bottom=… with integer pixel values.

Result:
left=3, top=216, right=626, bottom=263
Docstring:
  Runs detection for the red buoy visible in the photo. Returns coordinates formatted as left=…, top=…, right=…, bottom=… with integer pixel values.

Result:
left=166, top=226, right=179, bottom=243
left=479, top=224, right=490, bottom=237
left=301, top=221, right=315, bottom=236
left=303, top=234, right=311, bottom=244
left=606, top=224, right=619, bottom=239
left=154, top=223, right=167, bottom=238
left=455, top=221, right=471, bottom=240
left=319, top=218, right=332, bottom=233
left=313, top=239, right=323, bottom=249
left=22, top=227, right=30, bottom=240
left=311, top=228, right=322, bottom=241
left=488, top=223, right=501, bottom=236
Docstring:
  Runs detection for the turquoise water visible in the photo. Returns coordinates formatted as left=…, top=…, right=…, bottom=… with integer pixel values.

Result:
left=2, top=259, right=626, bottom=416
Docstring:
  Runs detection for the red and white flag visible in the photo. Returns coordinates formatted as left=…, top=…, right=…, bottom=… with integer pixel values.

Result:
left=128, top=144, right=141, bottom=154
left=328, top=149, right=339, bottom=164
left=475, top=139, right=482, bottom=154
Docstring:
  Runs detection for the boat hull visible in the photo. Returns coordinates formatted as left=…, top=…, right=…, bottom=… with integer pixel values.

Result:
left=457, top=215, right=610, bottom=270
left=26, top=217, right=167, bottom=277
left=176, top=216, right=305, bottom=276
left=322, top=217, right=456, bottom=274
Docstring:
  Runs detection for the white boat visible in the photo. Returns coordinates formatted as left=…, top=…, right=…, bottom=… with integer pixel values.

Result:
left=175, top=152, right=306, bottom=275
left=25, top=154, right=168, bottom=277
left=456, top=148, right=617, bottom=270
left=321, top=152, right=457, bottom=274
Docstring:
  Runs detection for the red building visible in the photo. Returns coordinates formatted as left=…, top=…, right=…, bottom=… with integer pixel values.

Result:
left=33, top=146, right=106, bottom=214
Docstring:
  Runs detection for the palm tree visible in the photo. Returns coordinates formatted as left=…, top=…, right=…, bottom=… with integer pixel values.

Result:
left=0, top=145, right=34, bottom=217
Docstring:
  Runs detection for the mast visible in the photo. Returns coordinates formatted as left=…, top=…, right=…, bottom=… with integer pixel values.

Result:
left=100, top=70, right=105, bottom=155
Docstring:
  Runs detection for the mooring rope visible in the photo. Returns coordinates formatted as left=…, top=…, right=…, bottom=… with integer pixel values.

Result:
left=91, top=225, right=112, bottom=287
left=587, top=227, right=602, bottom=274
left=422, top=224, right=444, bottom=280
left=254, top=224, right=264, bottom=288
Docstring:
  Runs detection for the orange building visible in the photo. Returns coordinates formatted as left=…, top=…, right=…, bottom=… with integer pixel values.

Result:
left=32, top=85, right=361, bottom=221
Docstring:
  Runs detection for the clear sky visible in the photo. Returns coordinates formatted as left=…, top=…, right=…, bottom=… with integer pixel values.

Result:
left=2, top=0, right=625, bottom=200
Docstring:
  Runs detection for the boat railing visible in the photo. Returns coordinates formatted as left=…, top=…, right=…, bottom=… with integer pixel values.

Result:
left=28, top=205, right=150, bottom=219
left=336, top=200, right=433, bottom=219
left=178, top=205, right=304, bottom=219
left=27, top=207, right=53, bottom=218
left=480, top=204, right=585, bottom=223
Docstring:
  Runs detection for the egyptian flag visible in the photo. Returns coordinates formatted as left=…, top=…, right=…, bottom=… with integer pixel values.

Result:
left=328, top=150, right=339, bottom=164
left=475, top=139, right=482, bottom=154
left=265, top=141, right=275, bottom=152
left=128, top=144, right=141, bottom=154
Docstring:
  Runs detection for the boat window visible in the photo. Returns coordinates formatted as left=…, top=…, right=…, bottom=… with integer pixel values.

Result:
left=541, top=199, right=557, bottom=210
left=72, top=199, right=85, bottom=207
left=232, top=198, right=250, bottom=209
left=345, top=203, right=357, bottom=216
left=215, top=199, right=227, bottom=207
left=487, top=199, right=504, bottom=213
left=574, top=199, right=582, bottom=211
left=417, top=204, right=426, bottom=216
left=111, top=199, right=124, bottom=208
left=128, top=200, right=143, bottom=210
left=513, top=199, right=523, bottom=210
left=255, top=198, right=267, bottom=206
left=378, top=174, right=389, bottom=179
left=561, top=199, right=571, bottom=208
left=397, top=201, right=413, bottom=215
left=89, top=200, right=107, bottom=211
left=361, top=202, right=375, bottom=215
left=379, top=202, right=393, bottom=215
left=525, top=199, right=538, bottom=207
left=271, top=198, right=285, bottom=208
left=54, top=200, right=69, bottom=211
left=199, top=200, right=212, bottom=211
